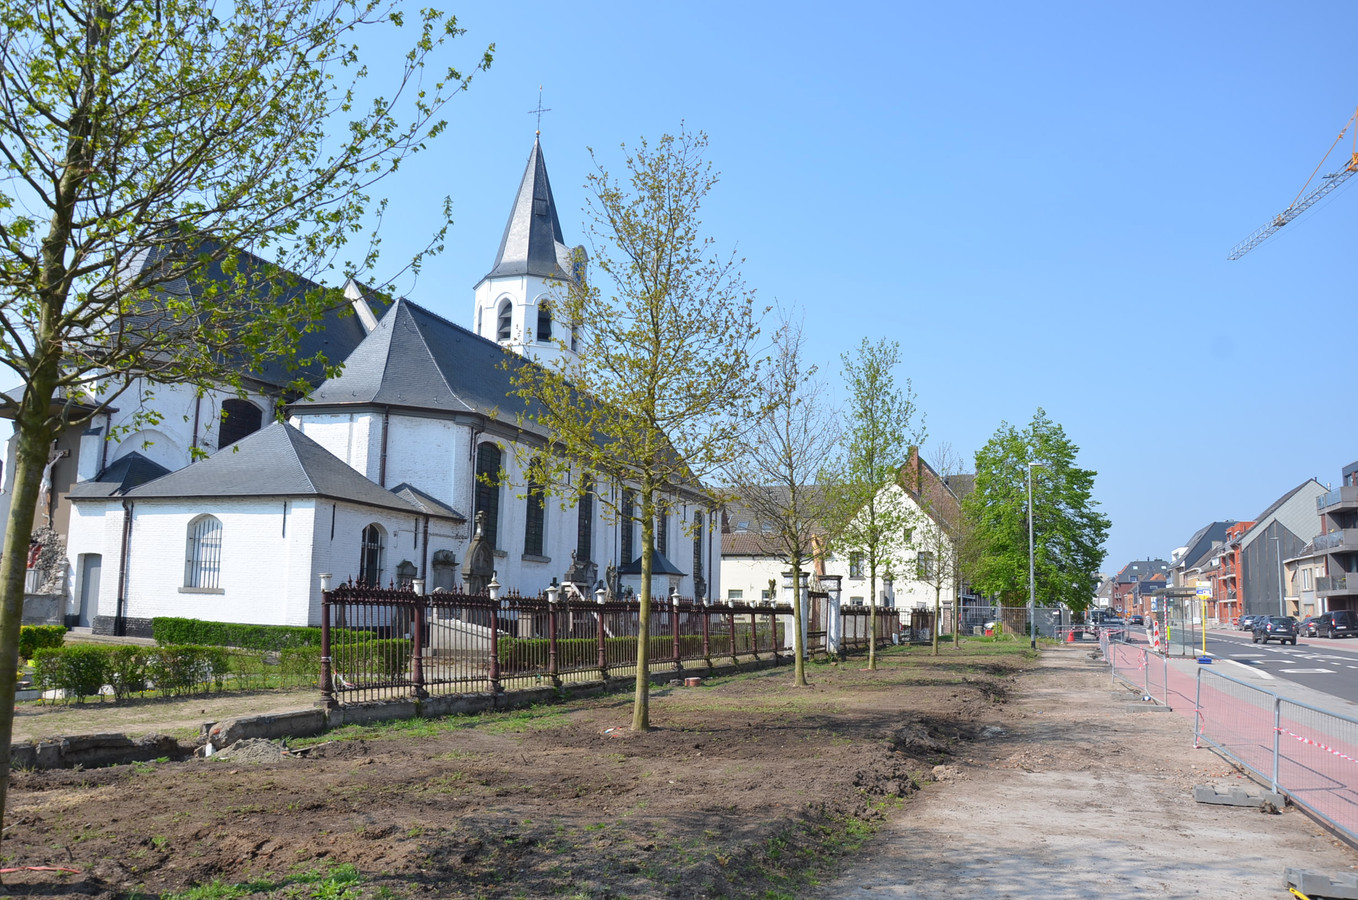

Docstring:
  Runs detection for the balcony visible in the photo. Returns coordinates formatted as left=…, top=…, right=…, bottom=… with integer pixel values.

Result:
left=1317, top=573, right=1358, bottom=597
left=1314, top=529, right=1358, bottom=554
left=1318, top=485, right=1358, bottom=512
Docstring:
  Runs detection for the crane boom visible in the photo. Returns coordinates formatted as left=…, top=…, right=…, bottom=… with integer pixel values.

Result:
left=1228, top=153, right=1358, bottom=259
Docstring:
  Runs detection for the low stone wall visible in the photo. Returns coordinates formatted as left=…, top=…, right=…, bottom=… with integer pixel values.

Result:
left=10, top=733, right=184, bottom=770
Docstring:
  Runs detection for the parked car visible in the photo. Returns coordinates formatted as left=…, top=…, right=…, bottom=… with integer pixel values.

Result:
left=1239, top=614, right=1261, bottom=631
left=1313, top=610, right=1358, bottom=639
left=1252, top=615, right=1298, bottom=645
left=1299, top=616, right=1319, bottom=637
left=1128, top=615, right=1144, bottom=626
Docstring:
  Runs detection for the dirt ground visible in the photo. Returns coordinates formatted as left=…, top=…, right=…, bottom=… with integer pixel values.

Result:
left=0, top=643, right=1351, bottom=899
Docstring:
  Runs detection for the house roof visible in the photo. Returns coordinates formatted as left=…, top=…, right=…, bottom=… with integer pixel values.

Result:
left=1115, top=559, right=1170, bottom=584
left=389, top=482, right=466, bottom=521
left=722, top=532, right=784, bottom=557
left=1173, top=520, right=1236, bottom=572
left=67, top=452, right=172, bottom=499
left=124, top=240, right=382, bottom=390
left=119, top=422, right=443, bottom=517
left=477, top=137, right=576, bottom=286
left=293, top=298, right=539, bottom=421
left=619, top=547, right=687, bottom=577
left=1240, top=479, right=1327, bottom=551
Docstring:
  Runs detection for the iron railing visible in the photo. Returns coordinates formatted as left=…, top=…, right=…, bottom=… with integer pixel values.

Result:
left=318, top=585, right=895, bottom=705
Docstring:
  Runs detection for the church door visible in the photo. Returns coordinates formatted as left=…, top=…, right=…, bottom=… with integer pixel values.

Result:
left=78, top=554, right=101, bottom=628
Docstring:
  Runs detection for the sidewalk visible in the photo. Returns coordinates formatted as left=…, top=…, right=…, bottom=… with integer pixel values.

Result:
left=816, top=645, right=1358, bottom=900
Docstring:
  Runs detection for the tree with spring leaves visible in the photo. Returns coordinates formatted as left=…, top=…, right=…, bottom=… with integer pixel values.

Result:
left=832, top=338, right=925, bottom=670
left=511, top=128, right=761, bottom=731
left=725, top=311, right=841, bottom=687
left=0, top=0, right=490, bottom=848
left=963, top=408, right=1109, bottom=615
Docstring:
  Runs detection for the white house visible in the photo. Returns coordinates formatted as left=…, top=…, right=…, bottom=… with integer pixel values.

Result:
left=48, top=135, right=720, bottom=635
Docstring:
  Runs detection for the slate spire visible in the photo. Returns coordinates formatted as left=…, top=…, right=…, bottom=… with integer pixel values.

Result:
left=482, top=137, right=572, bottom=283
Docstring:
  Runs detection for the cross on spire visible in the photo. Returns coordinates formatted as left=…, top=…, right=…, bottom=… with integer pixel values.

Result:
left=527, top=85, right=551, bottom=136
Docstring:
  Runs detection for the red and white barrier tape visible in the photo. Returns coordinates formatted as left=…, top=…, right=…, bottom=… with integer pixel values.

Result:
left=1277, top=727, right=1358, bottom=766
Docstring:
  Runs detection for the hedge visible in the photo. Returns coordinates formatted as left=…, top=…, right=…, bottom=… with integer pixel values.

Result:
left=152, top=617, right=326, bottom=651
left=32, top=644, right=234, bottom=702
left=280, top=640, right=413, bottom=683
left=498, top=634, right=712, bottom=671
left=18, top=625, right=66, bottom=661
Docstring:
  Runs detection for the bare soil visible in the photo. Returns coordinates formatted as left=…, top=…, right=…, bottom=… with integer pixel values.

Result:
left=0, top=644, right=1350, bottom=899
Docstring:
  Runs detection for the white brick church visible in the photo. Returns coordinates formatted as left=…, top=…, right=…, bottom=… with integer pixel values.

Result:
left=5, top=137, right=720, bottom=636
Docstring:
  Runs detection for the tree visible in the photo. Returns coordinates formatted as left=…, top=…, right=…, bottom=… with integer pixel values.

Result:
left=833, top=338, right=925, bottom=670
left=917, top=442, right=973, bottom=653
left=0, top=0, right=490, bottom=846
left=511, top=128, right=760, bottom=731
left=726, top=311, right=841, bottom=687
left=963, top=408, right=1110, bottom=618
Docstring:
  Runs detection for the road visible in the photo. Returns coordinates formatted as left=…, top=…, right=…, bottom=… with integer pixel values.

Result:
left=1129, top=624, right=1358, bottom=706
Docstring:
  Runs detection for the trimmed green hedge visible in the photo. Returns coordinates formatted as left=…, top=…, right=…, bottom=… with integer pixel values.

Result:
left=280, top=640, right=413, bottom=683
left=18, top=625, right=66, bottom=661
left=498, top=634, right=711, bottom=671
left=152, top=617, right=326, bottom=651
left=32, top=644, right=234, bottom=702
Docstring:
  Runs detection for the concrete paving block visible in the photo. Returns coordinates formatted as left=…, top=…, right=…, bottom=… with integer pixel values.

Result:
left=1124, top=703, right=1172, bottom=712
left=1194, top=784, right=1286, bottom=808
left=1286, top=867, right=1358, bottom=899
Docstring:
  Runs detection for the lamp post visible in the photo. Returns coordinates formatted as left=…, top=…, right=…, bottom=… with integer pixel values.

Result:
left=1027, top=461, right=1044, bottom=650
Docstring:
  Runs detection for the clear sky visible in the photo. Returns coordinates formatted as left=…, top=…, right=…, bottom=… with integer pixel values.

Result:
left=293, top=2, right=1358, bottom=573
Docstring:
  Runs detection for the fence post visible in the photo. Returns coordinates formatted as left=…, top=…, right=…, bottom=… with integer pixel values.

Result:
left=318, top=578, right=337, bottom=709
left=671, top=595, right=682, bottom=673
left=728, top=608, right=737, bottom=664
left=411, top=590, right=427, bottom=700
left=547, top=596, right=560, bottom=688
left=750, top=610, right=760, bottom=660
left=488, top=600, right=502, bottom=693
left=1161, top=652, right=1169, bottom=708
left=1194, top=665, right=1202, bottom=749
left=1272, top=696, right=1281, bottom=794
left=770, top=608, right=780, bottom=662
left=701, top=604, right=712, bottom=671
left=1143, top=646, right=1150, bottom=699
left=596, top=603, right=608, bottom=682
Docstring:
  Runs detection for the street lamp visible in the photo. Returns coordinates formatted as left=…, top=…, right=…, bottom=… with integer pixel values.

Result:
left=1028, top=461, right=1045, bottom=650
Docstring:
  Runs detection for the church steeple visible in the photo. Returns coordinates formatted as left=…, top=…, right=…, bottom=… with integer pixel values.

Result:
left=480, top=137, right=572, bottom=284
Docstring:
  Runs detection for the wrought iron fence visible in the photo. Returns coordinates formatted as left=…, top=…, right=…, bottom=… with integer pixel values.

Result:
left=319, top=585, right=896, bottom=705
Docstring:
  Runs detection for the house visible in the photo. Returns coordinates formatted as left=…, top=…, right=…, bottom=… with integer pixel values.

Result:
left=719, top=448, right=966, bottom=626
left=1108, top=559, right=1170, bottom=618
left=1233, top=479, right=1327, bottom=619
left=50, top=135, right=720, bottom=635
left=1313, top=460, right=1358, bottom=616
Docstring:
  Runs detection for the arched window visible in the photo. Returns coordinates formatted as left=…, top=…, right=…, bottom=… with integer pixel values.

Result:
left=184, top=515, right=223, bottom=589
left=218, top=399, right=262, bottom=448
left=576, top=476, right=594, bottom=562
left=359, top=523, right=385, bottom=586
left=524, top=459, right=545, bottom=557
left=537, top=302, right=552, bottom=343
left=497, top=301, right=513, bottom=341
left=620, top=488, right=635, bottom=563
left=692, top=510, right=704, bottom=582
left=474, top=444, right=502, bottom=548
left=656, top=508, right=668, bottom=556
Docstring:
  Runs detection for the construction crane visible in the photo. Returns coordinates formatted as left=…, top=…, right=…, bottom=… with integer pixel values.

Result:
left=1228, top=107, right=1358, bottom=259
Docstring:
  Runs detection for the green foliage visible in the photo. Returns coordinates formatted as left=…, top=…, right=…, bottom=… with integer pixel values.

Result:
left=32, top=645, right=108, bottom=702
left=962, top=408, right=1110, bottom=612
left=17, top=625, right=65, bottom=661
left=106, top=646, right=148, bottom=701
left=152, top=617, right=333, bottom=651
left=32, top=644, right=239, bottom=700
left=281, top=640, right=412, bottom=682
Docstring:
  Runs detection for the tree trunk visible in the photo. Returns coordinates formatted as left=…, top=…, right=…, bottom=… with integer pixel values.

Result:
left=867, top=564, right=877, bottom=670
left=631, top=487, right=654, bottom=731
left=0, top=379, right=61, bottom=861
left=790, top=555, right=806, bottom=686
left=931, top=581, right=941, bottom=656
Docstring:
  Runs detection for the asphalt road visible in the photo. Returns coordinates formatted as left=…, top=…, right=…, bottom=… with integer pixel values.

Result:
left=1144, top=626, right=1358, bottom=705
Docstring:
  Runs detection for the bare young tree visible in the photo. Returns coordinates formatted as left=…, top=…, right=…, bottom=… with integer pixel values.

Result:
left=511, top=128, right=761, bottom=731
left=726, top=311, right=841, bottom=686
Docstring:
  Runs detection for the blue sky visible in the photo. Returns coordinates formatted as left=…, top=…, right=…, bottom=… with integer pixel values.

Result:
left=345, top=1, right=1358, bottom=573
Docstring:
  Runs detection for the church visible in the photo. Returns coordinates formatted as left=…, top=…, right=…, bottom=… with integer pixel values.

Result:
left=21, top=137, right=720, bottom=636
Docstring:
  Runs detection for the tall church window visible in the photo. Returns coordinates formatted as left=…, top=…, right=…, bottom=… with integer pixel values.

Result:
left=358, top=523, right=385, bottom=586
left=218, top=398, right=262, bottom=448
left=497, top=301, right=513, bottom=341
left=537, top=302, right=552, bottom=343
left=692, top=510, right=704, bottom=583
left=657, top=509, right=668, bottom=556
left=577, top=477, right=594, bottom=562
left=184, top=515, right=223, bottom=589
left=524, top=461, right=545, bottom=557
left=475, top=443, right=502, bottom=548
left=621, top=488, right=635, bottom=563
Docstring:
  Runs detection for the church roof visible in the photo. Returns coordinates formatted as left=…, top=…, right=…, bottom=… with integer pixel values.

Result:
left=293, top=298, right=543, bottom=423
left=478, top=137, right=574, bottom=285
left=121, top=422, right=442, bottom=516
left=389, top=482, right=466, bottom=521
left=67, top=452, right=172, bottom=499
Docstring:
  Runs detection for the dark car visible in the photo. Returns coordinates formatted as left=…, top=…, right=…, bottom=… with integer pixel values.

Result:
left=1252, top=615, right=1298, bottom=645
left=1300, top=616, right=1319, bottom=637
left=1314, top=610, right=1358, bottom=639
left=1239, top=614, right=1261, bottom=631
left=1128, top=615, right=1144, bottom=626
